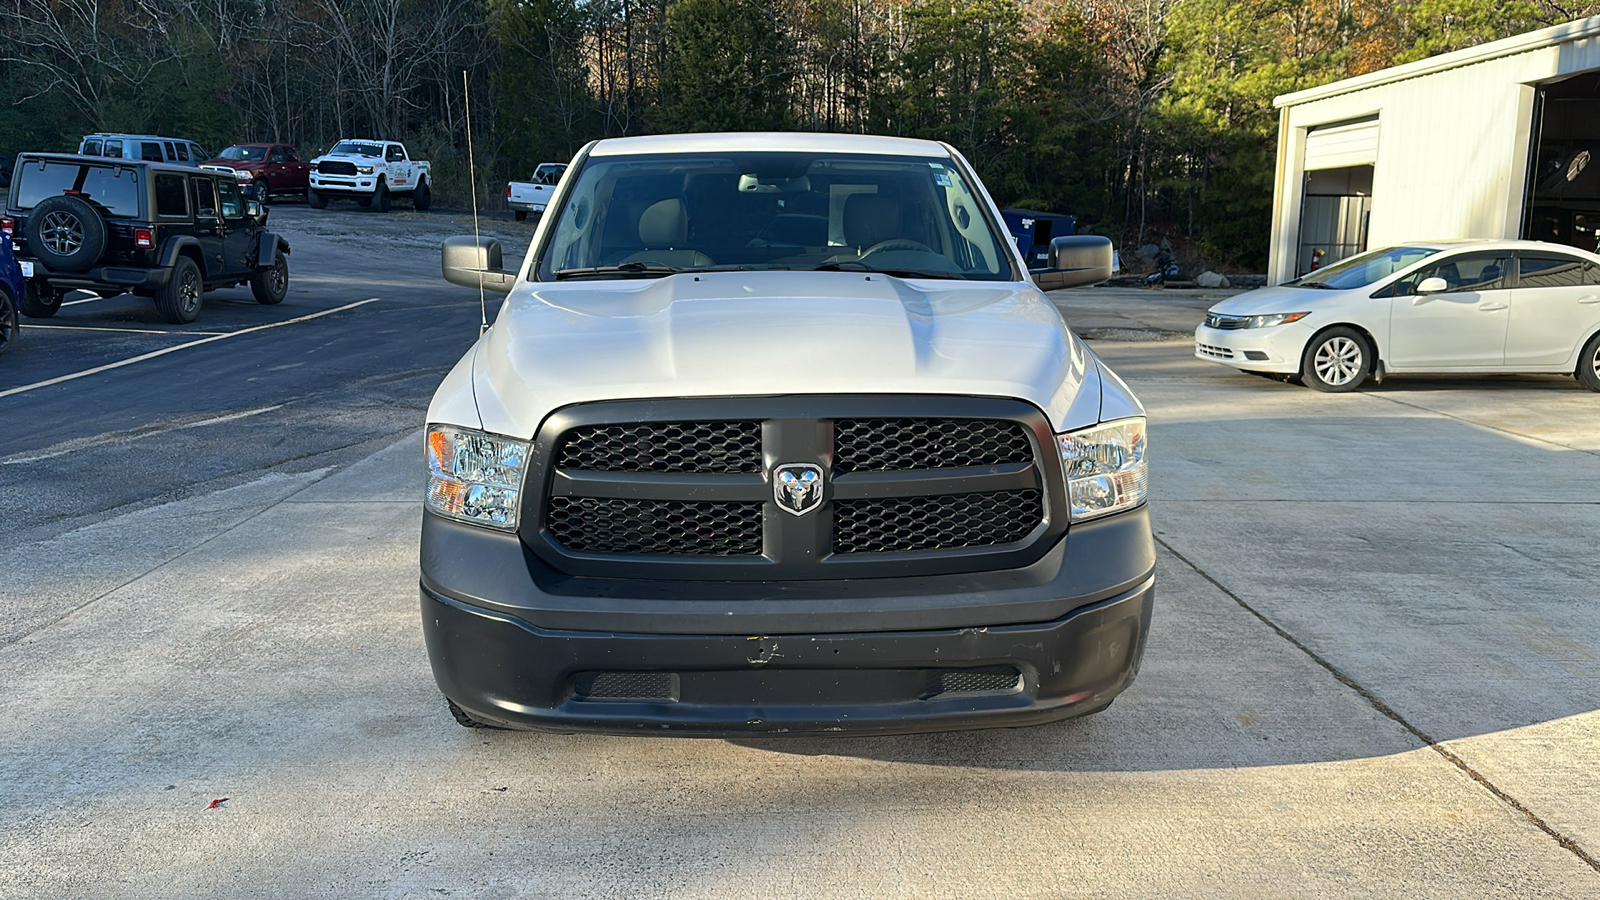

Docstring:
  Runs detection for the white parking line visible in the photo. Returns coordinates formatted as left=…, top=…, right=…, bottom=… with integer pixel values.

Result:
left=61, top=296, right=106, bottom=307
left=26, top=324, right=229, bottom=336
left=0, top=298, right=380, bottom=400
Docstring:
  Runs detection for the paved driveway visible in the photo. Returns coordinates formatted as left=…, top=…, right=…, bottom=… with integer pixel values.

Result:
left=1, top=280, right=1596, bottom=897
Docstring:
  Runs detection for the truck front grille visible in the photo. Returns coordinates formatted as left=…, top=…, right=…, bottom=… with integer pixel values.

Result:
left=833, top=418, right=1033, bottom=471
left=317, top=160, right=357, bottom=175
left=556, top=421, right=760, bottom=473
left=528, top=397, right=1063, bottom=580
left=834, top=490, right=1042, bottom=553
left=545, top=497, right=762, bottom=556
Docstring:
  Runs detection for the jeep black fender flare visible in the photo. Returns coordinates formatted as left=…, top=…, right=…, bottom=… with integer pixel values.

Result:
left=159, top=235, right=205, bottom=269
left=257, top=233, right=291, bottom=267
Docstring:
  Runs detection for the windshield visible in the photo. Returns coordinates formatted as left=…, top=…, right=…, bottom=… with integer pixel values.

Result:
left=1292, top=246, right=1439, bottom=289
left=220, top=146, right=268, bottom=161
left=331, top=141, right=384, bottom=158
left=538, top=151, right=1014, bottom=281
left=13, top=160, right=140, bottom=217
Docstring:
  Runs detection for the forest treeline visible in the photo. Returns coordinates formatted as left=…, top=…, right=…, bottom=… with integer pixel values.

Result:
left=1, top=0, right=1595, bottom=268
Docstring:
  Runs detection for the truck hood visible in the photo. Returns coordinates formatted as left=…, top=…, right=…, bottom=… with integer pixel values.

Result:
left=313, top=152, right=379, bottom=163
left=449, top=271, right=1119, bottom=439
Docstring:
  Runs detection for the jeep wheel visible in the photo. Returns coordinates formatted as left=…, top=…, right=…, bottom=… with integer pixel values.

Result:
left=251, top=253, right=289, bottom=305
left=412, top=177, right=431, bottom=211
left=251, top=179, right=269, bottom=204
left=24, top=195, right=107, bottom=273
left=308, top=188, right=327, bottom=209
left=372, top=181, right=390, bottom=213
left=19, top=281, right=63, bottom=318
left=0, top=284, right=17, bottom=356
left=155, top=256, right=204, bottom=324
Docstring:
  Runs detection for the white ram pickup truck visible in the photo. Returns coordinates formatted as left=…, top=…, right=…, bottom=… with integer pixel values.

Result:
left=308, top=139, right=431, bottom=212
left=424, top=132, right=1151, bottom=736
left=506, top=162, right=566, bottom=221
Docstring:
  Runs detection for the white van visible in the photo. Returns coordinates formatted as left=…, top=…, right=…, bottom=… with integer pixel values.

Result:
left=77, top=134, right=210, bottom=167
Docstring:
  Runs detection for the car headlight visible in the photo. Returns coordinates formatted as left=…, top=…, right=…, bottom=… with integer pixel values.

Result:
left=1057, top=417, right=1148, bottom=522
left=356, top=165, right=374, bottom=175
left=425, top=425, right=529, bottom=529
left=1242, top=312, right=1309, bottom=328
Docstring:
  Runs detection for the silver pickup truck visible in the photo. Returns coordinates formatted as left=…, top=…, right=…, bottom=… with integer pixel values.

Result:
left=506, top=162, right=566, bottom=221
left=423, top=132, right=1152, bottom=736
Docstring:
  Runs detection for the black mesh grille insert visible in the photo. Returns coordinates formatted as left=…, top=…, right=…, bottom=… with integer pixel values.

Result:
left=316, top=160, right=357, bottom=176
left=546, top=497, right=762, bottom=556
left=834, top=490, right=1042, bottom=553
left=929, top=666, right=1023, bottom=695
left=833, top=418, right=1033, bottom=472
left=557, top=421, right=761, bottom=473
left=573, top=672, right=676, bottom=700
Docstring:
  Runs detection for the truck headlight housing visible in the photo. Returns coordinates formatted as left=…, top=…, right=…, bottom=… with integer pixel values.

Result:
left=1058, top=418, right=1147, bottom=522
left=425, top=425, right=529, bottom=529
left=356, top=165, right=375, bottom=175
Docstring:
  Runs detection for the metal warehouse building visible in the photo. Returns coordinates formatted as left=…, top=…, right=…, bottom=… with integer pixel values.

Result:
left=1270, top=16, right=1600, bottom=284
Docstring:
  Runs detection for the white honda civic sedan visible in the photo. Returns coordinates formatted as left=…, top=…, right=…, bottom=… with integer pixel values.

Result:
left=1195, top=240, right=1600, bottom=392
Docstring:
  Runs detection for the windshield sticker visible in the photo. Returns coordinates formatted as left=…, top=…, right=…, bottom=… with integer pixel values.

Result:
left=933, top=172, right=952, bottom=187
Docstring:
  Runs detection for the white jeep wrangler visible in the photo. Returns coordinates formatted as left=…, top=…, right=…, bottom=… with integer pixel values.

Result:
left=308, top=139, right=431, bottom=212
left=422, top=132, right=1152, bottom=736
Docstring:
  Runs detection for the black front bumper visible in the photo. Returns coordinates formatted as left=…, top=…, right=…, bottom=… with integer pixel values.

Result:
left=420, top=507, right=1155, bottom=736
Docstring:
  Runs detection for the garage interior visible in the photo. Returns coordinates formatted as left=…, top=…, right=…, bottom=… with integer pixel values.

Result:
left=1523, top=69, right=1600, bottom=251
left=1298, top=119, right=1377, bottom=275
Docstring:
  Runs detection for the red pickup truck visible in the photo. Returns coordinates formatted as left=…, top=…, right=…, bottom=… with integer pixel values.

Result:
left=201, top=144, right=311, bottom=203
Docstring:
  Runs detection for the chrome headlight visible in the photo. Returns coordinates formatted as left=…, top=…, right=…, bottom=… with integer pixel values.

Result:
left=425, top=425, right=529, bottom=529
left=356, top=165, right=375, bottom=175
left=1242, top=312, right=1309, bottom=328
left=1057, top=418, right=1148, bottom=522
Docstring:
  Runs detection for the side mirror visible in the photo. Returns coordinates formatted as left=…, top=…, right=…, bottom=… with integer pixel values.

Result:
left=245, top=200, right=262, bottom=218
left=1415, top=276, right=1448, bottom=295
left=1033, top=235, right=1113, bottom=291
left=442, top=235, right=517, bottom=293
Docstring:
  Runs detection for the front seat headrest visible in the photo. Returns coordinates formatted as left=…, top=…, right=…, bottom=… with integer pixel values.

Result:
left=843, top=193, right=902, bottom=248
left=639, top=198, right=688, bottom=247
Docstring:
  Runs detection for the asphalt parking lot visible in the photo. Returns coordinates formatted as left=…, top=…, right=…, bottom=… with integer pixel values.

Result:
left=2, top=213, right=1598, bottom=897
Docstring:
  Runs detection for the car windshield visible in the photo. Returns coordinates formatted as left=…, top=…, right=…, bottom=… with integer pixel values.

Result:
left=220, top=146, right=268, bottom=161
left=331, top=141, right=384, bottom=157
left=538, top=150, right=1013, bottom=282
left=13, top=160, right=140, bottom=217
left=1291, top=246, right=1440, bottom=289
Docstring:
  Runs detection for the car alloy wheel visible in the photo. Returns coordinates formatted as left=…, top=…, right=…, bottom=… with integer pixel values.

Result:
left=40, top=210, right=84, bottom=255
left=179, top=266, right=201, bottom=314
left=269, top=257, right=287, bottom=295
left=1313, top=336, right=1363, bottom=386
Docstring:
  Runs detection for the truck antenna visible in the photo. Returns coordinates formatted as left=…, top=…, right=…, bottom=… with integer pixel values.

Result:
left=463, top=68, right=488, bottom=337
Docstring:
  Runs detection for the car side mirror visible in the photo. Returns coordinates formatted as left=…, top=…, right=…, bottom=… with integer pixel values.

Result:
left=442, top=235, right=517, bottom=293
left=245, top=200, right=262, bottom=218
left=1415, top=276, right=1448, bottom=295
left=1033, top=235, right=1113, bottom=291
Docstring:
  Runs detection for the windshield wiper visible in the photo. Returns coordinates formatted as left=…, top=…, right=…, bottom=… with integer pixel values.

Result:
left=810, top=261, right=963, bottom=280
left=554, top=262, right=683, bottom=280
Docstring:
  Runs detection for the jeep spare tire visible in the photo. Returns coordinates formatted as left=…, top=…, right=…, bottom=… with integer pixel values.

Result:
left=25, top=195, right=107, bottom=273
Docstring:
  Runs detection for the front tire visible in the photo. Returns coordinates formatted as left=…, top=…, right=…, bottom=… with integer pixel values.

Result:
left=1578, top=331, right=1600, bottom=392
left=411, top=177, right=431, bottom=210
left=155, top=256, right=204, bottom=324
left=0, top=284, right=18, bottom=356
left=251, top=253, right=288, bottom=305
left=19, top=281, right=63, bottom=318
left=251, top=179, right=269, bottom=204
left=514, top=210, right=527, bottom=222
left=1301, top=326, right=1372, bottom=392
left=307, top=188, right=327, bottom=209
left=372, top=181, right=390, bottom=213
left=447, top=698, right=491, bottom=729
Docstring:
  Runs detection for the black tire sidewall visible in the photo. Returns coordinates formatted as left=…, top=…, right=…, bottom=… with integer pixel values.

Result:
left=252, top=180, right=269, bottom=203
left=24, top=196, right=107, bottom=273
left=18, top=280, right=62, bottom=318
left=373, top=181, right=389, bottom=212
left=1301, top=327, right=1371, bottom=392
left=252, top=253, right=288, bottom=305
left=412, top=178, right=430, bottom=210
left=0, top=284, right=17, bottom=354
left=1578, top=332, right=1600, bottom=392
left=156, top=256, right=204, bottom=324
left=308, top=189, right=327, bottom=209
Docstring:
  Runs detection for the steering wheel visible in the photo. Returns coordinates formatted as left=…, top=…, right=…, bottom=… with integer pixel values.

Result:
left=860, top=238, right=935, bottom=257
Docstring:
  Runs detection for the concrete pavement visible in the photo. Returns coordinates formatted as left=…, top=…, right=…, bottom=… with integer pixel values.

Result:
left=3, top=330, right=1598, bottom=896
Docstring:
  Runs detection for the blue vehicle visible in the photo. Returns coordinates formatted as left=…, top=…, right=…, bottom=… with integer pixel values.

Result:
left=0, top=232, right=22, bottom=358
left=1001, top=208, right=1077, bottom=270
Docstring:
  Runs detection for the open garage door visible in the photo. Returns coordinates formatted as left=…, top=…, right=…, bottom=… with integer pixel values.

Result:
left=1298, top=119, right=1377, bottom=275
left=1523, top=70, right=1600, bottom=252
